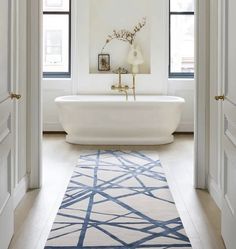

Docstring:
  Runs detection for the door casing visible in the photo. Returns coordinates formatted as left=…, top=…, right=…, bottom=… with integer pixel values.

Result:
left=194, top=0, right=211, bottom=189
left=27, top=0, right=211, bottom=190
left=27, top=0, right=43, bottom=189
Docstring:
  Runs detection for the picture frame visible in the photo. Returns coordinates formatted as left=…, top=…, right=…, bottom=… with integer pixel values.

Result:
left=98, top=54, right=110, bottom=71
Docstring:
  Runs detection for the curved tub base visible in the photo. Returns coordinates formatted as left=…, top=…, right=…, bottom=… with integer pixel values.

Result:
left=66, top=135, right=174, bottom=145
left=55, top=95, right=185, bottom=146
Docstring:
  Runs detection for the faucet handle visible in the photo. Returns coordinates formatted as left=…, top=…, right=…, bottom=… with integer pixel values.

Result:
left=113, top=67, right=129, bottom=74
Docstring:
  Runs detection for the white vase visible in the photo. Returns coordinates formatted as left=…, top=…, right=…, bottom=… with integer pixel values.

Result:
left=127, top=44, right=144, bottom=74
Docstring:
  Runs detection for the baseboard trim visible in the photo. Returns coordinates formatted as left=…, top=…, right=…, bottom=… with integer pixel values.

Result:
left=174, top=132, right=194, bottom=135
left=208, top=176, right=222, bottom=209
left=13, top=175, right=29, bottom=209
left=176, top=122, right=194, bottom=132
left=43, top=122, right=64, bottom=132
left=43, top=131, right=66, bottom=134
left=44, top=122, right=194, bottom=133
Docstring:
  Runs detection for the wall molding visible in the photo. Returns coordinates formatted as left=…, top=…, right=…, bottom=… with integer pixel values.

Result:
left=27, top=0, right=42, bottom=189
left=208, top=0, right=224, bottom=209
left=10, top=0, right=28, bottom=210
left=176, top=122, right=194, bottom=132
left=194, top=0, right=210, bottom=189
left=208, top=175, right=222, bottom=209
left=43, top=122, right=64, bottom=132
left=13, top=175, right=29, bottom=209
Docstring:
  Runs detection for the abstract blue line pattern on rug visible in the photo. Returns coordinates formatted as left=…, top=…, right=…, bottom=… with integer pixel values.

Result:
left=44, top=150, right=192, bottom=249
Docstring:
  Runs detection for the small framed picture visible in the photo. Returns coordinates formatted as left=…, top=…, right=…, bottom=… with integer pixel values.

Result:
left=98, top=54, right=110, bottom=71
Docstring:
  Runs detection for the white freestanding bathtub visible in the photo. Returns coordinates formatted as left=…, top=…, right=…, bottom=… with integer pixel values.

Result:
left=55, top=95, right=185, bottom=145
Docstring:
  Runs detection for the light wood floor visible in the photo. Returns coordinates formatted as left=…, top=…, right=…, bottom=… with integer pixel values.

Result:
left=9, top=134, right=226, bottom=249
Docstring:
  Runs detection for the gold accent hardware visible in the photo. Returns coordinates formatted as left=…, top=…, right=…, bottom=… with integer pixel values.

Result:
left=111, top=85, right=129, bottom=101
left=10, top=93, right=21, bottom=100
left=112, top=67, right=129, bottom=75
left=111, top=68, right=129, bottom=101
left=215, top=95, right=225, bottom=101
left=111, top=67, right=137, bottom=101
left=131, top=74, right=136, bottom=101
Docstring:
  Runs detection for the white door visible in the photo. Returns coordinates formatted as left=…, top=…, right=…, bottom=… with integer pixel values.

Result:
left=0, top=0, right=14, bottom=248
left=221, top=0, right=236, bottom=248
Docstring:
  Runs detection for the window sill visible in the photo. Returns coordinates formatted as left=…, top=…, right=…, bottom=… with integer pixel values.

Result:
left=168, top=78, right=195, bottom=81
left=42, top=77, right=71, bottom=81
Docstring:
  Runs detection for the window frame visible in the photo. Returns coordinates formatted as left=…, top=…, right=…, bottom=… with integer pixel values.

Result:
left=169, top=0, right=194, bottom=79
left=43, top=0, right=72, bottom=78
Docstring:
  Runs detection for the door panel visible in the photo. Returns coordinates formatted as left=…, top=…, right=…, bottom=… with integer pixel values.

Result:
left=0, top=0, right=14, bottom=248
left=221, top=0, right=236, bottom=248
left=223, top=143, right=236, bottom=216
left=0, top=123, right=13, bottom=249
left=0, top=104, right=11, bottom=209
left=0, top=0, right=10, bottom=102
left=222, top=142, right=236, bottom=249
left=227, top=0, right=236, bottom=102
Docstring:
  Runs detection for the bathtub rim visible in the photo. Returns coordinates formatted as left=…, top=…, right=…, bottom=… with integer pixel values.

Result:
left=55, top=95, right=185, bottom=103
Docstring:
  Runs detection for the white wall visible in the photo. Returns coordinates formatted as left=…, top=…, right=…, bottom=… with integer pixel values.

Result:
left=90, top=0, right=150, bottom=74
left=168, top=79, right=195, bottom=132
left=43, top=0, right=194, bottom=132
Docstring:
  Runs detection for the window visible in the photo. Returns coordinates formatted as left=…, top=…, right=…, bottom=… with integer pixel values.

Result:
left=169, top=0, right=194, bottom=78
left=43, top=0, right=71, bottom=78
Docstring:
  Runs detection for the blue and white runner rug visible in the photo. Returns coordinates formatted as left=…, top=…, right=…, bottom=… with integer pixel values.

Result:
left=45, top=150, right=192, bottom=249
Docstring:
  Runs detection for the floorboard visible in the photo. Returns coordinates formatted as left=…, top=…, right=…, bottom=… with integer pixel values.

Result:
left=9, top=134, right=225, bottom=249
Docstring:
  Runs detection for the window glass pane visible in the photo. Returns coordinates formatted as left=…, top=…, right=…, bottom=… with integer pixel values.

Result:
left=170, top=15, right=194, bottom=74
left=170, top=0, right=194, bottom=12
left=43, top=15, right=69, bottom=73
left=43, top=0, right=69, bottom=12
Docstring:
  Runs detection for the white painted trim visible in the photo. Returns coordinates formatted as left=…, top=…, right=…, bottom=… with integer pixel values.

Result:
left=218, top=0, right=226, bottom=194
left=194, top=0, right=210, bottom=189
left=207, top=0, right=224, bottom=208
left=11, top=0, right=28, bottom=198
left=10, top=0, right=19, bottom=189
left=208, top=175, right=222, bottom=209
left=71, top=0, right=80, bottom=94
left=13, top=175, right=29, bottom=209
left=27, top=0, right=42, bottom=189
left=176, top=122, right=194, bottom=133
left=43, top=122, right=64, bottom=132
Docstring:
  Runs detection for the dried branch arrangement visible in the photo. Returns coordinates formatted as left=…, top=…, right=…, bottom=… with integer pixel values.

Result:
left=101, top=17, right=147, bottom=53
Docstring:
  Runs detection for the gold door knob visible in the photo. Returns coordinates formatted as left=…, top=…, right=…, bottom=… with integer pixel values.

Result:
left=10, top=93, right=21, bottom=100
left=215, top=95, right=225, bottom=101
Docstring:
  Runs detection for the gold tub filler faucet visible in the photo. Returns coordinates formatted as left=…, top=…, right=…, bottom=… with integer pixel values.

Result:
left=111, top=67, right=136, bottom=101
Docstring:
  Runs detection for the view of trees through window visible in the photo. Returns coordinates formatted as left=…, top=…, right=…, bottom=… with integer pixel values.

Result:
left=43, top=0, right=71, bottom=77
left=169, top=0, right=194, bottom=78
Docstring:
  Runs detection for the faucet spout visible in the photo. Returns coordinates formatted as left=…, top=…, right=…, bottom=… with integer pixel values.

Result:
left=111, top=84, right=129, bottom=101
left=119, top=89, right=128, bottom=101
